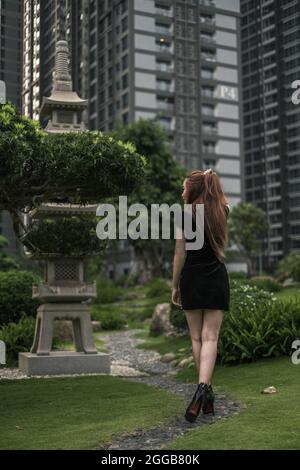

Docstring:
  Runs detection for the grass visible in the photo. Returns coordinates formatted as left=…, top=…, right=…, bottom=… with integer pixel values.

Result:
left=275, top=285, right=300, bottom=300
left=134, top=332, right=300, bottom=450
left=91, top=281, right=171, bottom=330
left=0, top=374, right=184, bottom=450
left=56, top=332, right=110, bottom=353
left=168, top=356, right=300, bottom=450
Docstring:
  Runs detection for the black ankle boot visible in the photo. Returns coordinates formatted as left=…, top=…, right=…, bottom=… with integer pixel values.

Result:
left=185, top=382, right=208, bottom=423
left=202, top=384, right=215, bottom=416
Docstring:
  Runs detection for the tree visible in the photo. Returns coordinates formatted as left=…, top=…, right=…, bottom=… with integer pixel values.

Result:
left=109, top=118, right=187, bottom=283
left=228, top=202, right=268, bottom=277
left=0, top=235, right=20, bottom=271
left=0, top=103, right=147, bottom=256
left=275, top=252, right=300, bottom=282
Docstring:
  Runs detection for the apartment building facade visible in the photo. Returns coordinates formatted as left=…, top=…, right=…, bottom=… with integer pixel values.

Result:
left=241, top=0, right=300, bottom=271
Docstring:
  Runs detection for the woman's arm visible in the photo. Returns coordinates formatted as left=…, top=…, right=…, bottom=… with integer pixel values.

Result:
left=172, top=230, right=186, bottom=307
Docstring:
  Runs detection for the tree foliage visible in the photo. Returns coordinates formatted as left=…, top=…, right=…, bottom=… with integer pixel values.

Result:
left=228, top=202, right=268, bottom=276
left=0, top=103, right=147, bottom=256
left=109, top=118, right=187, bottom=282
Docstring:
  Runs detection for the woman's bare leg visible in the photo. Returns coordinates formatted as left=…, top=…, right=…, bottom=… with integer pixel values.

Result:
left=184, top=309, right=204, bottom=376
left=199, top=309, right=224, bottom=384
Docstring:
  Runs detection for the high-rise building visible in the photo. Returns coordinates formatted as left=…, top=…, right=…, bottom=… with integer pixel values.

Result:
left=23, top=0, right=243, bottom=207
left=241, top=0, right=300, bottom=271
left=89, top=0, right=243, bottom=208
left=0, top=0, right=23, bottom=110
left=23, top=0, right=89, bottom=122
left=0, top=0, right=23, bottom=258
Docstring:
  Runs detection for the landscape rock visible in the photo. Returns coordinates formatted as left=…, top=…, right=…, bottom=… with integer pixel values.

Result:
left=177, top=356, right=194, bottom=368
left=149, top=303, right=173, bottom=336
left=160, top=352, right=176, bottom=363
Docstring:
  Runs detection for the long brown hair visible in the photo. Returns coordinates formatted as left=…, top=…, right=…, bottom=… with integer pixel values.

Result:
left=184, top=169, right=229, bottom=263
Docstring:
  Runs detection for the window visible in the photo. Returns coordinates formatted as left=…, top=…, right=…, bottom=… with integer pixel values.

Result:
left=122, top=73, right=128, bottom=89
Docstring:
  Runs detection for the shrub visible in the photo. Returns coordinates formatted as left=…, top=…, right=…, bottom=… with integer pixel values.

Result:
left=218, top=281, right=300, bottom=364
left=24, top=216, right=108, bottom=257
left=96, top=277, right=125, bottom=303
left=92, top=308, right=127, bottom=330
left=248, top=275, right=283, bottom=293
left=146, top=278, right=170, bottom=299
left=0, top=315, right=36, bottom=366
left=275, top=252, right=300, bottom=282
left=114, top=273, right=139, bottom=288
left=0, top=315, right=62, bottom=366
left=168, top=279, right=299, bottom=364
left=228, top=271, right=248, bottom=280
left=0, top=270, right=41, bottom=325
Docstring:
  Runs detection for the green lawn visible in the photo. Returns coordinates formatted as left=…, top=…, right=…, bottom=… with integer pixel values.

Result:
left=174, top=357, right=300, bottom=449
left=275, top=285, right=300, bottom=301
left=0, top=374, right=184, bottom=450
left=134, top=332, right=300, bottom=450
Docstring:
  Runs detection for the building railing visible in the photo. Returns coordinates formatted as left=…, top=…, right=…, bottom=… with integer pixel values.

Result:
left=202, top=108, right=215, bottom=116
left=156, top=26, right=173, bottom=35
left=158, top=119, right=176, bottom=131
left=157, top=102, right=175, bottom=111
left=157, top=83, right=175, bottom=92
left=156, top=44, right=173, bottom=54
left=199, top=0, right=216, bottom=7
left=200, top=35, right=216, bottom=44
left=156, top=8, right=173, bottom=17
left=200, top=16, right=216, bottom=25
left=203, top=127, right=218, bottom=135
left=156, top=63, right=174, bottom=73
left=202, top=147, right=216, bottom=154
left=201, top=89, right=215, bottom=98
left=201, top=53, right=217, bottom=62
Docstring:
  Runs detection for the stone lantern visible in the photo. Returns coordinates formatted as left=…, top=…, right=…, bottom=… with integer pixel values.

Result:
left=18, top=40, right=110, bottom=376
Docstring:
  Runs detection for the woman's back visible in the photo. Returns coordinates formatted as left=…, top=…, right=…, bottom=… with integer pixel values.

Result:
left=181, top=210, right=221, bottom=270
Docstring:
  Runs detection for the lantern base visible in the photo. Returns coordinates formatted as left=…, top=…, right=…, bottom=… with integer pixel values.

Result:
left=18, top=351, right=111, bottom=376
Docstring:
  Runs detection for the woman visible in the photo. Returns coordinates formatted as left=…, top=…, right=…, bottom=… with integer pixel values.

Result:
left=172, top=169, right=230, bottom=422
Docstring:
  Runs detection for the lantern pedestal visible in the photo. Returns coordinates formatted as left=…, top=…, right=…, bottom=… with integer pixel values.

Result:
left=19, top=351, right=110, bottom=376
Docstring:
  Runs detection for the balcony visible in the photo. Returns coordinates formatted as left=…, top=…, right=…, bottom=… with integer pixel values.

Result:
left=201, top=88, right=215, bottom=98
left=156, top=82, right=175, bottom=92
left=156, top=44, right=173, bottom=54
left=156, top=8, right=173, bottom=17
left=201, top=53, right=216, bottom=62
left=199, top=0, right=216, bottom=7
left=158, top=117, right=176, bottom=131
left=201, top=71, right=215, bottom=80
left=156, top=26, right=173, bottom=35
left=200, top=35, right=216, bottom=45
left=202, top=147, right=216, bottom=154
left=157, top=101, right=175, bottom=112
left=203, top=126, right=218, bottom=135
left=200, top=16, right=216, bottom=26
left=156, top=63, right=174, bottom=73
left=202, top=107, right=215, bottom=117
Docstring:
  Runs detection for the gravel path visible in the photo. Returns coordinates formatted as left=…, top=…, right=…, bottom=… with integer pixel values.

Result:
left=97, top=328, right=244, bottom=450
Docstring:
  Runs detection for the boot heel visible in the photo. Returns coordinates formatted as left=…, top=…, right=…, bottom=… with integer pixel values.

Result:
left=202, top=398, right=215, bottom=415
left=202, top=385, right=215, bottom=416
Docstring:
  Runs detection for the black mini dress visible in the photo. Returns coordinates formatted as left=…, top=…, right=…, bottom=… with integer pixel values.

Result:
left=178, top=210, right=230, bottom=312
